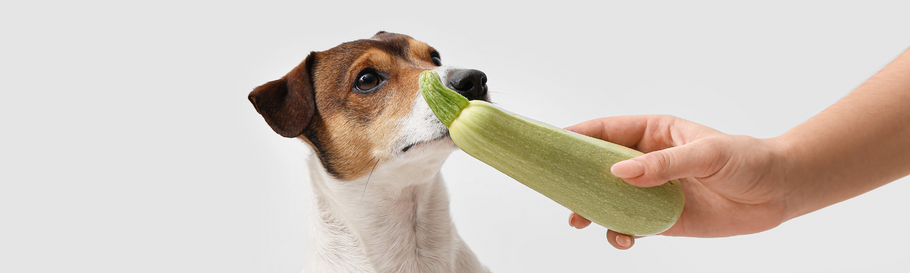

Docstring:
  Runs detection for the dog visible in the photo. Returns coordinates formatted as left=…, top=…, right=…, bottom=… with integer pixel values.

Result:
left=249, top=31, right=491, bottom=272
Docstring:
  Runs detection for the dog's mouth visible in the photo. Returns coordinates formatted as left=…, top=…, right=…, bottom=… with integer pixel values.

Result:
left=401, top=131, right=451, bottom=153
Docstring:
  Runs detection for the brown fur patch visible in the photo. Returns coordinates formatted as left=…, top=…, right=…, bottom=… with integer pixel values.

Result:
left=292, top=33, right=441, bottom=180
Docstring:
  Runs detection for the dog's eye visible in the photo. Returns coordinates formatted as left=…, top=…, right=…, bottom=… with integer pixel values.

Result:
left=355, top=70, right=382, bottom=92
left=431, top=52, right=442, bottom=66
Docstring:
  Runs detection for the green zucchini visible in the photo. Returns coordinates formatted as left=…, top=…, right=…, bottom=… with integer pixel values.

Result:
left=420, top=71, right=684, bottom=235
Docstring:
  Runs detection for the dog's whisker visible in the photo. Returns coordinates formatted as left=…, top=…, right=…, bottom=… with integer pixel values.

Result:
left=360, top=157, right=379, bottom=202
left=355, top=156, right=377, bottom=174
left=306, top=152, right=317, bottom=161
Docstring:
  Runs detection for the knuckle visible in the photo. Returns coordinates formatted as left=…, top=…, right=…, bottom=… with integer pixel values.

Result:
left=644, top=151, right=674, bottom=179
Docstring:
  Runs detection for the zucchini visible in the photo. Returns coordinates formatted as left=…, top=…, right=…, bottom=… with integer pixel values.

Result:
left=420, top=71, right=684, bottom=235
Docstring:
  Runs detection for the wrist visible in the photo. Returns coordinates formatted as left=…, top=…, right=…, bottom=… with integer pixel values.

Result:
left=769, top=130, right=836, bottom=223
left=763, top=135, right=802, bottom=223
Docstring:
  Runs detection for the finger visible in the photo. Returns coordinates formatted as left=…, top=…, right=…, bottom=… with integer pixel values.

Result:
left=606, top=230, right=635, bottom=250
left=611, top=138, right=728, bottom=187
left=564, top=116, right=656, bottom=150
left=569, top=213, right=592, bottom=229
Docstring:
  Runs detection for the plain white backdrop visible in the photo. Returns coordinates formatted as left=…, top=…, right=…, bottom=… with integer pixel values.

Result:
left=3, top=0, right=910, bottom=272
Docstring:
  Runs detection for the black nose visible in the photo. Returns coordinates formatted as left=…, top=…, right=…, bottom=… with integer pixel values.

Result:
left=447, top=69, right=488, bottom=101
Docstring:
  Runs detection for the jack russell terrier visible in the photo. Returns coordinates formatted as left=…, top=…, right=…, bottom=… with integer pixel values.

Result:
left=249, top=31, right=491, bottom=272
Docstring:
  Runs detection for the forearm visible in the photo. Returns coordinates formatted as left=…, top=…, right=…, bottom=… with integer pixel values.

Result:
left=777, top=48, right=910, bottom=221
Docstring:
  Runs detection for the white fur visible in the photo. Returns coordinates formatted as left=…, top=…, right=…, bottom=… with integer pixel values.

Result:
left=304, top=69, right=489, bottom=272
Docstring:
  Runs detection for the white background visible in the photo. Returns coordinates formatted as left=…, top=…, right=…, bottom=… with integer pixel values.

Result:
left=3, top=0, right=910, bottom=272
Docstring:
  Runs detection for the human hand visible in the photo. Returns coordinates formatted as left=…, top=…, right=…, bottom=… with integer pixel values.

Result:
left=565, top=115, right=790, bottom=249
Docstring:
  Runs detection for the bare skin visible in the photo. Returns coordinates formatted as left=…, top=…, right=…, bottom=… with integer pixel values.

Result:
left=567, top=47, right=910, bottom=250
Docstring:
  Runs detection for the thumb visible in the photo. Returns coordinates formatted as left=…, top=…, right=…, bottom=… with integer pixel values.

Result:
left=611, top=139, right=727, bottom=187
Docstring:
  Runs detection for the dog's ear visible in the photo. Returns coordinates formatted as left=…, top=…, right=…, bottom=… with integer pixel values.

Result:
left=248, top=53, right=317, bottom=138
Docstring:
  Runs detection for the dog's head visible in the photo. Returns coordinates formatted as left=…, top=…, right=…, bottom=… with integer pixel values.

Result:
left=249, top=31, right=488, bottom=180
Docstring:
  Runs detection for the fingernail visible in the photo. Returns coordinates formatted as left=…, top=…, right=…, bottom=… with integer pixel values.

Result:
left=611, top=160, right=645, bottom=178
left=616, top=235, right=631, bottom=248
left=569, top=214, right=576, bottom=228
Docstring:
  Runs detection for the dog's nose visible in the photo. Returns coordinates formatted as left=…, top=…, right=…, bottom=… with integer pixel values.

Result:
left=447, top=69, right=488, bottom=101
